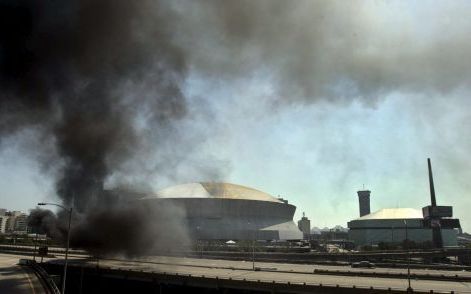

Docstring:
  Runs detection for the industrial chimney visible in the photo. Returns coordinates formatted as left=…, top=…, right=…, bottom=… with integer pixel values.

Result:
left=357, top=190, right=371, bottom=217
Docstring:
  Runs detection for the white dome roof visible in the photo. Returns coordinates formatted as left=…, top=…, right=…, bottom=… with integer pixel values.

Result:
left=143, top=182, right=283, bottom=203
left=356, top=208, right=423, bottom=220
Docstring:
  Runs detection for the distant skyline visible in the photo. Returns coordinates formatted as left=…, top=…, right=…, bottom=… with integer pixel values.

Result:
left=1, top=1, right=470, bottom=232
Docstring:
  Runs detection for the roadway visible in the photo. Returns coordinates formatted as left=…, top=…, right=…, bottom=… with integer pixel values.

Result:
left=55, top=255, right=471, bottom=293
left=4, top=248, right=471, bottom=293
left=0, top=253, right=46, bottom=294
left=122, top=255, right=471, bottom=278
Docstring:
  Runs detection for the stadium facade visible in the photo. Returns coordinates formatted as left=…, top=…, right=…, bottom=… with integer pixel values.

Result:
left=139, top=182, right=303, bottom=240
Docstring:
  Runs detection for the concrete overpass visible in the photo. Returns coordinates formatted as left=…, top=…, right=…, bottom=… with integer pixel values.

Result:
left=0, top=253, right=49, bottom=294
left=42, top=255, right=471, bottom=293
left=2, top=247, right=471, bottom=293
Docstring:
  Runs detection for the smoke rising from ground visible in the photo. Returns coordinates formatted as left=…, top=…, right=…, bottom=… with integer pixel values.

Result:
left=70, top=201, right=190, bottom=256
left=27, top=208, right=61, bottom=238
left=2, top=1, right=471, bottom=252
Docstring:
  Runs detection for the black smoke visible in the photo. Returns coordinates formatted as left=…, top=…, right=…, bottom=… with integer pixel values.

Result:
left=1, top=0, right=189, bottom=254
left=70, top=202, right=189, bottom=256
left=27, top=208, right=61, bottom=238
left=1, top=0, right=186, bottom=211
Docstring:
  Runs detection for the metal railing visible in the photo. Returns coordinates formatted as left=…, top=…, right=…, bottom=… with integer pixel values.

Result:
left=25, top=260, right=61, bottom=294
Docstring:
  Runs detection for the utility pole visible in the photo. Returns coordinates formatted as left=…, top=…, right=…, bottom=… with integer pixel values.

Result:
left=404, top=220, right=412, bottom=293
left=38, top=202, right=72, bottom=294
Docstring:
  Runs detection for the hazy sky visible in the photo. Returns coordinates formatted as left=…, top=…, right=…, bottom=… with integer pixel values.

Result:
left=1, top=1, right=470, bottom=231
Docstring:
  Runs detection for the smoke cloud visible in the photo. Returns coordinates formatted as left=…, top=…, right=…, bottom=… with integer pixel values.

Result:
left=71, top=200, right=190, bottom=256
left=27, top=208, right=61, bottom=237
left=2, top=1, right=471, bottom=252
left=173, top=0, right=471, bottom=103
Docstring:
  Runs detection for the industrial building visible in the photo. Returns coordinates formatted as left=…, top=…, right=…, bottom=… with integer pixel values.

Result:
left=139, top=182, right=303, bottom=240
left=348, top=205, right=458, bottom=246
left=348, top=159, right=461, bottom=247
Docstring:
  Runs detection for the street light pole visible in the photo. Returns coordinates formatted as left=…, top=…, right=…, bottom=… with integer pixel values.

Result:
left=247, top=221, right=255, bottom=270
left=38, top=202, right=72, bottom=294
left=391, top=226, right=394, bottom=244
left=404, top=219, right=412, bottom=292
left=196, top=226, right=203, bottom=258
left=33, top=233, right=37, bottom=261
left=252, top=236, right=255, bottom=271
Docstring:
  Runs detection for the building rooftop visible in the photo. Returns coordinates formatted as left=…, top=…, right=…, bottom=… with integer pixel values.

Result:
left=355, top=208, right=423, bottom=220
left=142, top=182, right=283, bottom=203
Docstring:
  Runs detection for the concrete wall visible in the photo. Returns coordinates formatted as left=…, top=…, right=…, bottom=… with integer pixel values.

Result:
left=141, top=198, right=302, bottom=240
left=349, top=227, right=433, bottom=245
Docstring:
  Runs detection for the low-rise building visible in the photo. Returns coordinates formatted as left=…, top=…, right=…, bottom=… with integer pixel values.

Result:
left=0, top=210, right=30, bottom=234
left=13, top=213, right=28, bottom=233
left=348, top=208, right=458, bottom=247
left=0, top=215, right=9, bottom=233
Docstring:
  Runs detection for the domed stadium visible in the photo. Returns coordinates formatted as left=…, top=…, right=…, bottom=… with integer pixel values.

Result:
left=140, top=182, right=303, bottom=240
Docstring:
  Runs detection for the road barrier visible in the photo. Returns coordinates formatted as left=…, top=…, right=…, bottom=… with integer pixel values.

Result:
left=312, top=268, right=471, bottom=282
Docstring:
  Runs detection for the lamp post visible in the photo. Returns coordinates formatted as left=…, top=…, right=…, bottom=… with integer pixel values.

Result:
left=38, top=202, right=72, bottom=294
left=247, top=221, right=255, bottom=270
left=391, top=226, right=394, bottom=244
left=33, top=233, right=37, bottom=261
left=196, top=226, right=203, bottom=258
left=252, top=236, right=255, bottom=271
left=403, top=220, right=412, bottom=293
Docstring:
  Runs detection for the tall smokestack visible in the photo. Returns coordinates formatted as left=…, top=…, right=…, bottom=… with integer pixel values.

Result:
left=357, top=190, right=371, bottom=217
left=427, top=158, right=437, bottom=207
left=425, top=158, right=443, bottom=248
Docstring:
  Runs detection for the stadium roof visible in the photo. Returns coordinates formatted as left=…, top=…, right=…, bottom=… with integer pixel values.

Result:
left=142, top=182, right=283, bottom=203
left=355, top=208, right=423, bottom=220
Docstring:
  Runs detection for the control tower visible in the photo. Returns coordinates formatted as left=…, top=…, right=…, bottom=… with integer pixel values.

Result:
left=357, top=190, right=371, bottom=217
